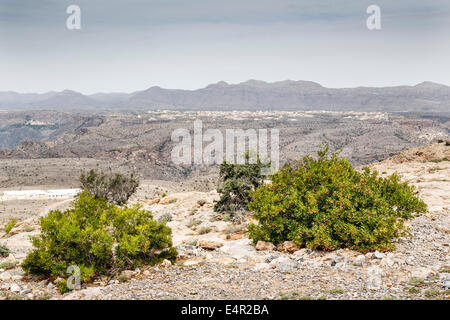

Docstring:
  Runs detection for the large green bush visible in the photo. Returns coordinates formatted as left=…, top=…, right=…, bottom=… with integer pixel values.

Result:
left=214, top=154, right=269, bottom=216
left=248, top=146, right=427, bottom=252
left=22, top=191, right=177, bottom=283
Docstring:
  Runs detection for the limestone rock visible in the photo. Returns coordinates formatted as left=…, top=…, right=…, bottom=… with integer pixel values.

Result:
left=161, top=259, right=172, bottom=267
left=411, top=267, right=433, bottom=279
left=10, top=283, right=21, bottom=293
left=183, top=260, right=200, bottom=266
left=197, top=239, right=223, bottom=250
left=276, top=260, right=297, bottom=272
left=277, top=241, right=300, bottom=253
left=372, top=251, right=386, bottom=259
left=255, top=241, right=275, bottom=251
left=380, top=258, right=394, bottom=267
left=0, top=271, right=12, bottom=281
left=353, top=255, right=366, bottom=266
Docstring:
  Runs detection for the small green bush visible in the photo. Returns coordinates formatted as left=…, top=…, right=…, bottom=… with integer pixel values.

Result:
left=0, top=245, right=10, bottom=258
left=214, top=154, right=269, bottom=215
left=248, top=146, right=427, bottom=252
left=56, top=280, right=70, bottom=294
left=198, top=226, right=212, bottom=235
left=4, top=219, right=17, bottom=234
left=21, top=191, right=177, bottom=284
left=0, top=261, right=17, bottom=270
left=79, top=169, right=139, bottom=205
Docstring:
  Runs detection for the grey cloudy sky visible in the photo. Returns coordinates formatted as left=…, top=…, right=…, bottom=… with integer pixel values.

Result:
left=0, top=0, right=449, bottom=93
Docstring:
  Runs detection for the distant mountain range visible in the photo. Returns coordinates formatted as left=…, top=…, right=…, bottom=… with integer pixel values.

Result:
left=1, top=80, right=449, bottom=112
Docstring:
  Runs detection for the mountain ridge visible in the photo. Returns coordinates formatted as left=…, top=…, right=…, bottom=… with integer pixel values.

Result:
left=1, top=80, right=449, bottom=112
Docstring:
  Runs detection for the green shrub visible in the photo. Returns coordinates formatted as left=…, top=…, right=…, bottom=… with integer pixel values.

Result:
left=56, top=279, right=70, bottom=294
left=4, top=219, right=17, bottom=234
left=21, top=191, right=177, bottom=284
left=0, top=261, right=17, bottom=270
left=198, top=226, right=212, bottom=235
left=79, top=169, right=139, bottom=205
left=248, top=146, right=427, bottom=252
left=214, top=154, right=269, bottom=215
left=0, top=245, right=10, bottom=257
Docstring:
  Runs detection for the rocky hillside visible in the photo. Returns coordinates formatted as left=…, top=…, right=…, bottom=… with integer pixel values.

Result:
left=0, top=143, right=448, bottom=300
left=1, top=110, right=447, bottom=190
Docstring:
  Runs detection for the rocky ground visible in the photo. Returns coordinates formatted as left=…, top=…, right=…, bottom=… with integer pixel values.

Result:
left=0, top=143, right=449, bottom=300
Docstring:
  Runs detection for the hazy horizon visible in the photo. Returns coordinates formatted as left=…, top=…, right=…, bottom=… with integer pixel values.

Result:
left=1, top=79, right=449, bottom=96
left=1, top=0, right=449, bottom=94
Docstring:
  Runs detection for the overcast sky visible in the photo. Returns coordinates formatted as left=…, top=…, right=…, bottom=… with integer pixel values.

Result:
left=0, top=0, right=449, bottom=94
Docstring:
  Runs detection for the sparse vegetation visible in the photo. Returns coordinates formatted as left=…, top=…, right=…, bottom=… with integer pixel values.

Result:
left=430, top=157, right=450, bottom=163
left=21, top=191, right=177, bottom=288
left=328, top=288, right=344, bottom=295
left=186, top=218, right=202, bottom=228
left=225, top=224, right=246, bottom=234
left=158, top=213, right=173, bottom=224
left=118, top=274, right=128, bottom=283
left=408, top=277, right=424, bottom=286
left=408, top=287, right=421, bottom=294
left=248, top=145, right=428, bottom=252
left=4, top=219, right=18, bottom=234
left=0, top=261, right=16, bottom=270
left=424, top=289, right=441, bottom=298
left=198, top=226, right=212, bottom=235
left=439, top=266, right=450, bottom=273
left=0, top=244, right=10, bottom=257
left=187, top=239, right=198, bottom=246
left=79, top=169, right=139, bottom=205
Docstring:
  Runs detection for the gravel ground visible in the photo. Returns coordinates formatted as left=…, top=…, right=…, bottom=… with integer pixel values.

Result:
left=0, top=144, right=449, bottom=300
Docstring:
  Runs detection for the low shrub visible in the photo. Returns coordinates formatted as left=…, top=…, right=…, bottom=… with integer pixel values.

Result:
left=198, top=226, right=212, bottom=235
left=0, top=245, right=10, bottom=258
left=186, top=218, right=202, bottom=228
left=248, top=146, right=427, bottom=252
left=0, top=261, right=17, bottom=270
left=158, top=213, right=173, bottom=224
left=21, top=191, right=177, bottom=285
left=4, top=219, right=17, bottom=234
